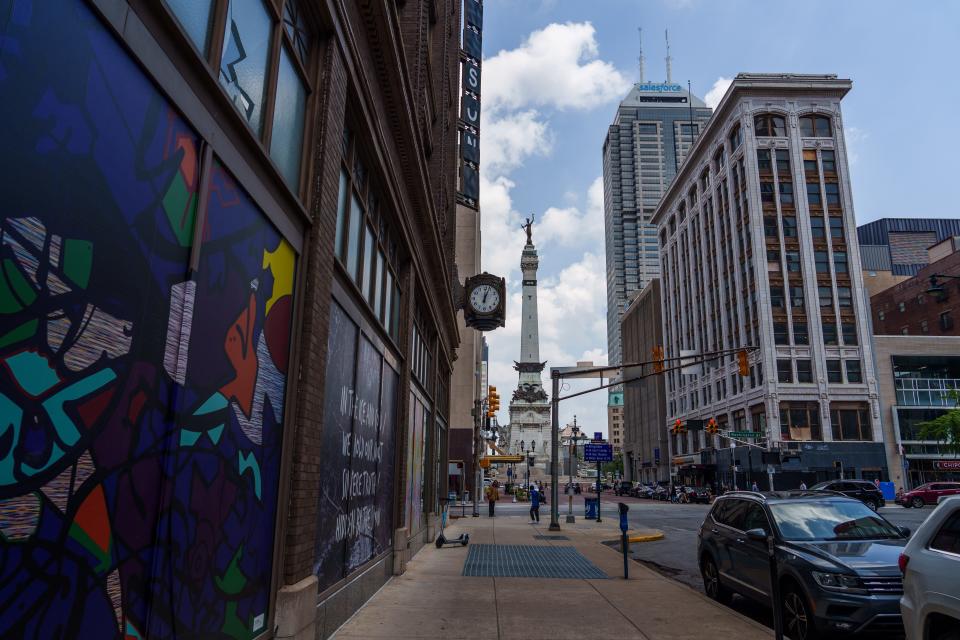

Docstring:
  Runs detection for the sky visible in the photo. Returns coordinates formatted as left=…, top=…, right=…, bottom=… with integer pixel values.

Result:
left=477, top=0, right=960, bottom=439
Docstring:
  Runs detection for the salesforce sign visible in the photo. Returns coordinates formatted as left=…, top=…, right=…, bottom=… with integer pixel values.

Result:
left=638, top=83, right=683, bottom=93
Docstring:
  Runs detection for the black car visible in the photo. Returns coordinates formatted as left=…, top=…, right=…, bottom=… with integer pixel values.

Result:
left=615, top=481, right=634, bottom=496
left=698, top=491, right=909, bottom=639
left=810, top=479, right=886, bottom=511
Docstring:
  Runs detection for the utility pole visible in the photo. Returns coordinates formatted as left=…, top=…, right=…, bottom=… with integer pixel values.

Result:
left=549, top=374, right=561, bottom=530
left=566, top=417, right=578, bottom=523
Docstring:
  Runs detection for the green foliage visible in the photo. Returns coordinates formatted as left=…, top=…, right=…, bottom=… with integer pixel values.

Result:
left=602, top=453, right=624, bottom=476
left=917, top=390, right=960, bottom=454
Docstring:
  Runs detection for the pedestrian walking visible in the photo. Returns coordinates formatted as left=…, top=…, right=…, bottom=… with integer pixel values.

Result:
left=529, top=485, right=541, bottom=523
left=751, top=481, right=759, bottom=492
left=874, top=477, right=881, bottom=489
left=486, top=480, right=499, bottom=517
left=799, top=480, right=807, bottom=490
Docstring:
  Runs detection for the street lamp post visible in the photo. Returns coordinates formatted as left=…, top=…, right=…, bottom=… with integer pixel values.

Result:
left=526, top=443, right=536, bottom=492
left=566, top=419, right=581, bottom=523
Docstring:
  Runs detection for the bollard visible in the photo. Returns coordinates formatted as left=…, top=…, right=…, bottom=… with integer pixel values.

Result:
left=618, top=502, right=629, bottom=579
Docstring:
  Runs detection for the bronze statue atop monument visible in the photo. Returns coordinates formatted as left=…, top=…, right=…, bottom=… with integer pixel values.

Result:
left=521, top=215, right=534, bottom=244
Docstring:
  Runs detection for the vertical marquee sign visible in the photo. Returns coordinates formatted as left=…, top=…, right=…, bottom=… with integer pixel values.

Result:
left=458, top=0, right=482, bottom=208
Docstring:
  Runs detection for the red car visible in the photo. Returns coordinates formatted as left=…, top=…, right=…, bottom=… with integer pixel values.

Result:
left=898, top=481, right=960, bottom=508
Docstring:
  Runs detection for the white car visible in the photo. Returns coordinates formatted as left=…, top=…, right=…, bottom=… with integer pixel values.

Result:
left=900, top=495, right=960, bottom=640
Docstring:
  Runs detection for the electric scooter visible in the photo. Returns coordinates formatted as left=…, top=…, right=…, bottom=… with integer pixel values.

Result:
left=435, top=501, right=469, bottom=548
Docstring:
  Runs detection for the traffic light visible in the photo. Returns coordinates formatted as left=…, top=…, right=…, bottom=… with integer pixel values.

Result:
left=652, top=346, right=665, bottom=373
left=486, top=386, right=499, bottom=417
left=737, top=349, right=750, bottom=377
left=670, top=419, right=686, bottom=435
left=706, top=417, right=719, bottom=435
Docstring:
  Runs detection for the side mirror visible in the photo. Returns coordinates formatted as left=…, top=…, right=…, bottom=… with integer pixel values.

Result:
left=898, top=526, right=911, bottom=538
left=745, top=528, right=768, bottom=543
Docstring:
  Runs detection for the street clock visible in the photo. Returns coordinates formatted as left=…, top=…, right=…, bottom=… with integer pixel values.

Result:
left=463, top=272, right=506, bottom=331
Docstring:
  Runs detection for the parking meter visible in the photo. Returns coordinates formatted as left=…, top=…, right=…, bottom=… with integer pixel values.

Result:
left=618, top=502, right=629, bottom=579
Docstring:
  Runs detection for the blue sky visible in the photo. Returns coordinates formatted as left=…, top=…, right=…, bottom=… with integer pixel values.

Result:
left=479, top=0, right=960, bottom=438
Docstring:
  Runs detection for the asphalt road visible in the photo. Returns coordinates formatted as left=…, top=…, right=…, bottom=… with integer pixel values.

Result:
left=612, top=496, right=937, bottom=636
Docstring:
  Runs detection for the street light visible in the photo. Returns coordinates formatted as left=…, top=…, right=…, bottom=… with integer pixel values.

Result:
left=566, top=419, right=586, bottom=523
left=926, top=273, right=960, bottom=302
left=526, top=442, right=536, bottom=491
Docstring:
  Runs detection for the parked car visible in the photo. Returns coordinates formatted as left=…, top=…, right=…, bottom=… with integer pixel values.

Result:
left=900, top=496, right=960, bottom=640
left=685, top=486, right=712, bottom=504
left=698, top=491, right=909, bottom=639
left=810, top=479, right=886, bottom=511
left=615, top=481, right=634, bottom=496
left=898, top=482, right=960, bottom=508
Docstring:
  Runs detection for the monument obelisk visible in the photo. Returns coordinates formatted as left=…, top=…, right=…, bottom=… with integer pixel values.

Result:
left=507, top=217, right=550, bottom=481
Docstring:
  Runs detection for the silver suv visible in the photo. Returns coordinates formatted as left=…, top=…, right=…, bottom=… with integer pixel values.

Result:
left=698, top=491, right=909, bottom=639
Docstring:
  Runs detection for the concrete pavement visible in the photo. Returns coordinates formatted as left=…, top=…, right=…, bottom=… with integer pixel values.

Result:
left=331, top=509, right=772, bottom=640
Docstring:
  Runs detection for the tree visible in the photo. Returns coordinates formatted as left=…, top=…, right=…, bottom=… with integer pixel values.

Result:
left=602, top=453, right=624, bottom=477
left=917, top=390, right=960, bottom=454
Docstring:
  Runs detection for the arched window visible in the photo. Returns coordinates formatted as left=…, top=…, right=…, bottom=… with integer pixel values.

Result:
left=754, top=113, right=786, bottom=137
left=799, top=115, right=832, bottom=137
left=728, top=124, right=742, bottom=149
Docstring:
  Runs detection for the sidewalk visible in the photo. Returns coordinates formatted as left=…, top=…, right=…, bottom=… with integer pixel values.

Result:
left=332, top=511, right=772, bottom=639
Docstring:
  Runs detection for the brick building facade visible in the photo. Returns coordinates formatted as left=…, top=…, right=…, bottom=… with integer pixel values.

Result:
left=0, top=1, right=464, bottom=638
left=871, top=248, right=960, bottom=337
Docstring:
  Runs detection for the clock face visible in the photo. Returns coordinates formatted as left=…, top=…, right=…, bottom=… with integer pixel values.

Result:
left=469, top=283, right=500, bottom=314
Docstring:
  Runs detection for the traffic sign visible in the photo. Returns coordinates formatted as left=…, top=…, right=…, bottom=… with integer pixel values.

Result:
left=584, top=443, right=613, bottom=462
left=727, top=431, right=761, bottom=438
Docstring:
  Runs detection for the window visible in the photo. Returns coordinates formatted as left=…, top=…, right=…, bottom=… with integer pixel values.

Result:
left=941, top=311, right=954, bottom=331
left=821, top=150, right=836, bottom=173
left=779, top=181, right=794, bottom=205
left=755, top=113, right=786, bottom=137
left=714, top=147, right=726, bottom=170
left=799, top=115, right=832, bottom=137
left=774, top=322, right=789, bottom=345
left=898, top=301, right=906, bottom=312
left=845, top=360, right=863, bottom=383
left=929, top=512, right=960, bottom=555
left=786, top=251, right=801, bottom=273
left=794, top=322, right=809, bottom=345
left=806, top=182, right=822, bottom=206
left=729, top=124, right=742, bottom=150
left=757, top=149, right=772, bottom=172
left=826, top=360, right=842, bottom=383
left=825, top=182, right=841, bottom=206
left=760, top=181, right=775, bottom=204
left=823, top=321, right=838, bottom=345
left=901, top=326, right=909, bottom=335
left=782, top=216, right=797, bottom=237
left=841, top=321, right=858, bottom=345
left=829, top=217, right=844, bottom=239
left=777, top=359, right=793, bottom=383
left=811, top=217, right=826, bottom=239
left=803, top=149, right=818, bottom=174
left=764, top=216, right=779, bottom=238
left=830, top=405, right=871, bottom=440
left=796, top=360, right=813, bottom=382
left=818, top=286, right=833, bottom=308
left=834, top=251, right=848, bottom=273
left=921, top=319, right=929, bottom=333
left=780, top=402, right=822, bottom=440
left=837, top=286, right=852, bottom=308
left=775, top=149, right=791, bottom=174
left=270, top=45, right=308, bottom=188
left=219, top=0, right=274, bottom=135
left=770, top=286, right=786, bottom=309
left=791, top=287, right=805, bottom=310
left=166, top=0, right=216, bottom=53
left=815, top=251, right=830, bottom=273
left=878, top=310, right=885, bottom=321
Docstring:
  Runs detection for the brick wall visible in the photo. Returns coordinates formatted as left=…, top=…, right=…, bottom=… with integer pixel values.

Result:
left=871, top=249, right=960, bottom=336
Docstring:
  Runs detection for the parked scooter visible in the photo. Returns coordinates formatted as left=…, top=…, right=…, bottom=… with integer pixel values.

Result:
left=435, top=502, right=469, bottom=548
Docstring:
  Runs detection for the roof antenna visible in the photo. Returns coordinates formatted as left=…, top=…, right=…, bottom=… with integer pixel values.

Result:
left=638, top=27, right=645, bottom=83
left=664, top=29, right=673, bottom=84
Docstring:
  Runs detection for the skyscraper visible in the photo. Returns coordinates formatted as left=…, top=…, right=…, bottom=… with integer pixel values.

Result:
left=603, top=79, right=712, bottom=366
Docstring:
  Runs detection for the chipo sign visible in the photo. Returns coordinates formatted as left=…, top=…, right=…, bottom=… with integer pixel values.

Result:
left=935, top=460, right=960, bottom=471
left=457, top=0, right=483, bottom=208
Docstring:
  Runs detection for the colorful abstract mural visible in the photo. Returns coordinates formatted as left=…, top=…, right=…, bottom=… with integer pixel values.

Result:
left=0, top=1, right=295, bottom=638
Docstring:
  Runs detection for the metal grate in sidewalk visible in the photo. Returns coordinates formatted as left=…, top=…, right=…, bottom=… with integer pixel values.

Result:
left=533, top=535, right=569, bottom=541
left=462, top=544, right=607, bottom=579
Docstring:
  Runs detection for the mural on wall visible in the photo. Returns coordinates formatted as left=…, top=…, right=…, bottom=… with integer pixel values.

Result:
left=315, top=302, right=398, bottom=592
left=0, top=1, right=295, bottom=638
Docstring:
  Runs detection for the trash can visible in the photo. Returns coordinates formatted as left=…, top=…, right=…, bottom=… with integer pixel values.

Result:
left=584, top=497, right=599, bottom=520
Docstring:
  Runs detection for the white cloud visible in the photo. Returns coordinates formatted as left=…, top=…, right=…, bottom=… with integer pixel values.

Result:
left=844, top=126, right=868, bottom=165
left=704, top=76, right=733, bottom=110
left=482, top=110, right=552, bottom=176
left=483, top=22, right=631, bottom=113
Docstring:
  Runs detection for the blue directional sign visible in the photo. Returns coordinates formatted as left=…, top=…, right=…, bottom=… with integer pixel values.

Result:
left=583, top=443, right=613, bottom=462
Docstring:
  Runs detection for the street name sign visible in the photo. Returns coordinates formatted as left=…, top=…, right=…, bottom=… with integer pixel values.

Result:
left=583, top=443, right=613, bottom=462
left=727, top=431, right=761, bottom=438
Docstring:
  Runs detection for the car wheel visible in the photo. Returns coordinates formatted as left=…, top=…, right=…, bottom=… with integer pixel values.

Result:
left=865, top=499, right=877, bottom=511
left=782, top=587, right=819, bottom=640
left=911, top=497, right=925, bottom=509
left=701, top=556, right=730, bottom=604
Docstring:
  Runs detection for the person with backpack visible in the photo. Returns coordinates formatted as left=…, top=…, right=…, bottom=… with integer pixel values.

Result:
left=529, top=484, right=541, bottom=523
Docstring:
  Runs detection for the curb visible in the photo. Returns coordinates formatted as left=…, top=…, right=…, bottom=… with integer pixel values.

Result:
left=628, top=532, right=664, bottom=543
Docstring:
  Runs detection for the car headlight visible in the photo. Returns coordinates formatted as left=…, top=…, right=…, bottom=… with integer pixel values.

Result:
left=811, top=571, right=867, bottom=593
